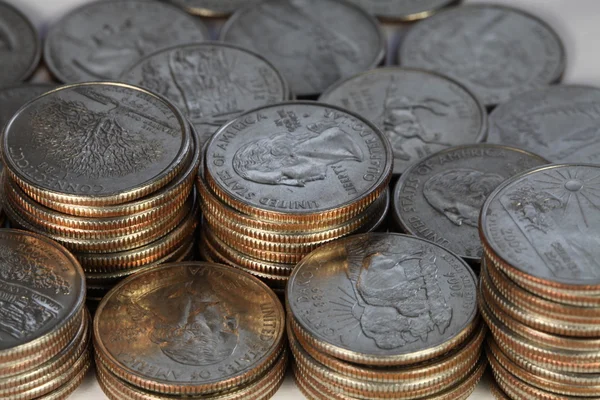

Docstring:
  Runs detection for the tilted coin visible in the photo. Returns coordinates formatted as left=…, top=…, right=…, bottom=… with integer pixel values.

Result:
left=121, top=42, right=290, bottom=145
left=399, top=4, right=566, bottom=106
left=44, top=0, right=209, bottom=83
left=287, top=233, right=478, bottom=366
left=0, top=84, right=56, bottom=133
left=167, top=0, right=260, bottom=17
left=0, top=1, right=41, bottom=86
left=488, top=85, right=600, bottom=163
left=345, top=0, right=459, bottom=21
left=220, top=0, right=385, bottom=97
left=394, top=145, right=547, bottom=262
left=319, top=68, right=487, bottom=175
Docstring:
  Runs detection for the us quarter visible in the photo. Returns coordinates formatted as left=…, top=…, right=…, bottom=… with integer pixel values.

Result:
left=0, top=84, right=56, bottom=133
left=319, top=68, right=487, bottom=175
left=399, top=4, right=566, bottom=106
left=345, top=0, right=460, bottom=21
left=167, top=0, right=260, bottom=17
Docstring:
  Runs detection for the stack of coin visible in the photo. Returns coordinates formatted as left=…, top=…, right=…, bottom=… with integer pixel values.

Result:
left=94, top=262, right=287, bottom=400
left=198, top=102, right=393, bottom=292
left=287, top=233, right=486, bottom=399
left=479, top=164, right=600, bottom=398
left=0, top=229, right=90, bottom=400
left=1, top=82, right=198, bottom=310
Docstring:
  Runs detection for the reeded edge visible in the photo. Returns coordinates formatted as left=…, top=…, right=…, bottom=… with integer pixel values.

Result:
left=34, top=352, right=91, bottom=400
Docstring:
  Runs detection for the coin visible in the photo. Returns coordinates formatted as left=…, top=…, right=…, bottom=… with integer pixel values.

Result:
left=394, top=145, right=547, bottom=262
left=345, top=0, right=459, bottom=21
left=44, top=0, right=209, bottom=83
left=0, top=84, right=56, bottom=133
left=399, top=4, right=566, bottom=106
left=167, top=0, right=260, bottom=17
left=287, top=233, right=478, bottom=366
left=220, top=0, right=385, bottom=97
left=0, top=1, right=41, bottom=86
left=319, top=68, right=487, bottom=175
left=120, top=42, right=290, bottom=145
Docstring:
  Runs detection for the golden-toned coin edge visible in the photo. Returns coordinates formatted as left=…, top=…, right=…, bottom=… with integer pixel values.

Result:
left=35, top=351, right=91, bottom=400
left=488, top=378, right=511, bottom=400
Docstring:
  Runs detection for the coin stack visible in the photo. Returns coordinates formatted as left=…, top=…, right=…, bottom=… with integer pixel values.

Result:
left=0, top=229, right=90, bottom=400
left=94, top=262, right=287, bottom=400
left=0, top=83, right=198, bottom=311
left=287, top=233, right=487, bottom=399
left=198, top=102, right=392, bottom=293
left=479, top=164, right=600, bottom=398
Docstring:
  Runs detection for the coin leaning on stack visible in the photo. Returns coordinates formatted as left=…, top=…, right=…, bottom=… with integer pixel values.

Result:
left=287, top=233, right=486, bottom=400
left=94, top=262, right=287, bottom=400
left=0, top=83, right=199, bottom=311
left=198, top=102, right=393, bottom=293
left=479, top=164, right=600, bottom=399
left=0, top=229, right=91, bottom=400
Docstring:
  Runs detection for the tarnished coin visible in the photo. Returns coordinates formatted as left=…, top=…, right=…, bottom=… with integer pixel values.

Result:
left=287, top=233, right=478, bottom=366
left=2, top=82, right=191, bottom=206
left=480, top=164, right=600, bottom=289
left=394, top=145, right=547, bottom=262
left=220, top=0, right=385, bottom=97
left=0, top=84, right=56, bottom=133
left=399, top=4, right=566, bottom=106
left=319, top=68, right=487, bottom=175
left=345, top=0, right=460, bottom=21
left=0, top=1, right=41, bottom=86
left=121, top=43, right=290, bottom=145
left=94, top=262, right=285, bottom=395
left=488, top=85, right=600, bottom=163
left=44, top=0, right=209, bottom=83
left=167, top=0, right=260, bottom=17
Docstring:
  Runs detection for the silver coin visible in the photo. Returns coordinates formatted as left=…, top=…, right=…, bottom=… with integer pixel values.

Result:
left=204, top=101, right=392, bottom=215
left=0, top=1, right=41, bottom=86
left=167, top=0, right=260, bottom=16
left=394, top=144, right=548, bottom=263
left=345, top=0, right=460, bottom=21
left=287, top=233, right=478, bottom=360
left=399, top=4, right=565, bottom=107
left=220, top=0, right=385, bottom=97
left=0, top=84, right=57, bottom=134
left=120, top=42, right=290, bottom=146
left=44, top=0, right=209, bottom=83
left=488, top=85, right=600, bottom=164
left=319, top=68, right=487, bottom=175
left=481, top=164, right=600, bottom=286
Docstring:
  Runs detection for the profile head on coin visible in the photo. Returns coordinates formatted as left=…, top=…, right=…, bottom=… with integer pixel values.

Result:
left=319, top=68, right=487, bottom=175
left=399, top=4, right=566, bottom=106
left=345, top=0, right=459, bottom=21
left=394, top=145, right=548, bottom=263
left=287, top=233, right=478, bottom=365
left=220, top=0, right=385, bottom=97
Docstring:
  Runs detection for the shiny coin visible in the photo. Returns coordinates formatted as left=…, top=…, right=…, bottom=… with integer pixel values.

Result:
left=221, top=0, right=385, bottom=97
left=167, top=0, right=260, bottom=17
left=394, top=145, right=547, bottom=262
left=44, top=0, right=209, bottom=83
left=0, top=84, right=56, bottom=132
left=399, top=4, right=565, bottom=106
left=345, top=0, right=459, bottom=21
left=319, top=68, right=487, bottom=175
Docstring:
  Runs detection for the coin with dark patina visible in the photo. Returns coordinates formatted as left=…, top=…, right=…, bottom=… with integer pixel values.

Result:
left=167, top=0, right=260, bottom=16
left=346, top=0, right=459, bottom=21
left=394, top=145, right=547, bottom=263
left=0, top=84, right=56, bottom=133
left=488, top=85, right=600, bottom=164
left=399, top=4, right=565, bottom=106
left=0, top=1, right=41, bottom=87
left=481, top=164, right=600, bottom=287
left=319, top=68, right=487, bottom=175
left=44, top=0, right=209, bottom=83
left=121, top=43, right=290, bottom=145
left=220, top=0, right=385, bottom=97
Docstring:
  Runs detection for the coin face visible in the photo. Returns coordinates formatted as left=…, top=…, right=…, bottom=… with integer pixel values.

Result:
left=394, top=145, right=547, bottom=262
left=44, top=0, right=209, bottom=83
left=287, top=233, right=478, bottom=360
left=345, top=0, right=459, bottom=21
left=220, top=0, right=385, bottom=97
left=0, top=229, right=85, bottom=351
left=2, top=82, right=190, bottom=202
left=204, top=102, right=392, bottom=215
left=0, top=2, right=41, bottom=86
left=488, top=85, right=600, bottom=164
left=481, top=164, right=600, bottom=286
left=0, top=84, right=56, bottom=133
left=121, top=43, right=290, bottom=145
left=94, top=263, right=285, bottom=391
left=319, top=68, right=487, bottom=175
left=168, top=0, right=260, bottom=16
left=399, top=5, right=565, bottom=106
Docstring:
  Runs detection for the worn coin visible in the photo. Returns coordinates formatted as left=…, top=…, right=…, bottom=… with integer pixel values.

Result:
left=121, top=42, right=290, bottom=145
left=399, top=4, right=566, bottom=106
left=319, top=68, right=487, bottom=175
left=220, top=0, right=385, bottom=97
left=394, top=145, right=547, bottom=262
left=167, top=0, right=260, bottom=17
left=345, top=0, right=459, bottom=21
left=0, top=84, right=56, bottom=133
left=44, top=0, right=209, bottom=83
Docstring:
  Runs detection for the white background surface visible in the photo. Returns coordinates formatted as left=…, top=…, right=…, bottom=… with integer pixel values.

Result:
left=5, top=0, right=599, bottom=398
